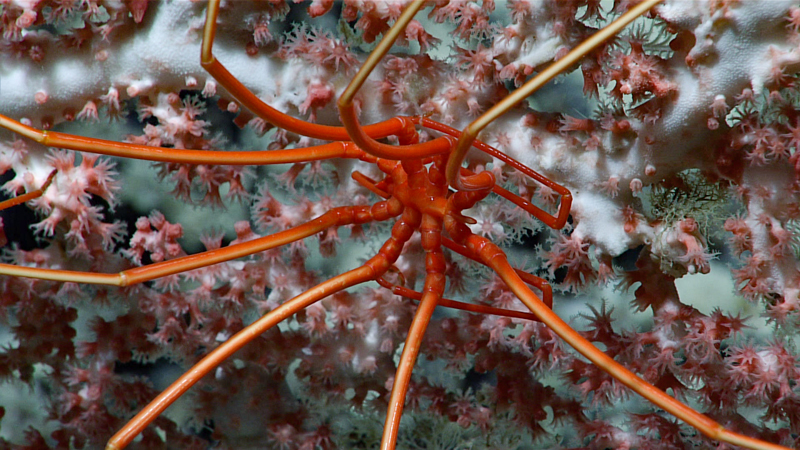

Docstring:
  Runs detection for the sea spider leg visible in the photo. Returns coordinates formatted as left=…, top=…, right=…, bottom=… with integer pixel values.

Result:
left=449, top=227, right=790, bottom=450
left=351, top=170, right=392, bottom=198
left=202, top=0, right=448, bottom=158
left=382, top=215, right=445, bottom=448
left=104, top=197, right=422, bottom=450
left=0, top=168, right=55, bottom=211
left=0, top=114, right=373, bottom=218
left=0, top=113, right=373, bottom=165
left=376, top=154, right=469, bottom=449
left=375, top=275, right=543, bottom=321
left=0, top=197, right=398, bottom=285
left=106, top=267, right=376, bottom=449
left=335, top=0, right=462, bottom=161
left=201, top=0, right=402, bottom=141
left=445, top=0, right=664, bottom=192
left=440, top=236, right=553, bottom=310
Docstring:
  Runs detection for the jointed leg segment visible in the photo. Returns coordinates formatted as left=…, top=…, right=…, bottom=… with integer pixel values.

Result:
left=465, top=233, right=788, bottom=450
left=106, top=265, right=378, bottom=450
left=0, top=200, right=402, bottom=285
left=0, top=114, right=371, bottom=165
left=381, top=213, right=446, bottom=446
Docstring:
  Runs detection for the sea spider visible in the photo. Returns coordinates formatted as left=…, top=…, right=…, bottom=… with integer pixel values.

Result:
left=0, top=0, right=792, bottom=449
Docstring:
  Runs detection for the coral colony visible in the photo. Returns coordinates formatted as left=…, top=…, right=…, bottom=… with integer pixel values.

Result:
left=1, top=0, right=800, bottom=448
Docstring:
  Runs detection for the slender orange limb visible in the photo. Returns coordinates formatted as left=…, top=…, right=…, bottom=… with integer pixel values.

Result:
left=381, top=213, right=446, bottom=450
left=352, top=171, right=390, bottom=198
left=337, top=101, right=455, bottom=160
left=335, top=0, right=458, bottom=160
left=440, top=236, right=553, bottom=309
left=381, top=281, right=440, bottom=450
left=0, top=199, right=402, bottom=285
left=106, top=198, right=423, bottom=449
left=0, top=169, right=56, bottom=211
left=106, top=264, right=377, bottom=450
left=445, top=0, right=664, bottom=192
left=465, top=233, right=791, bottom=450
left=489, top=180, right=571, bottom=230
left=0, top=113, right=373, bottom=165
left=375, top=276, right=542, bottom=322
left=201, top=0, right=409, bottom=142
